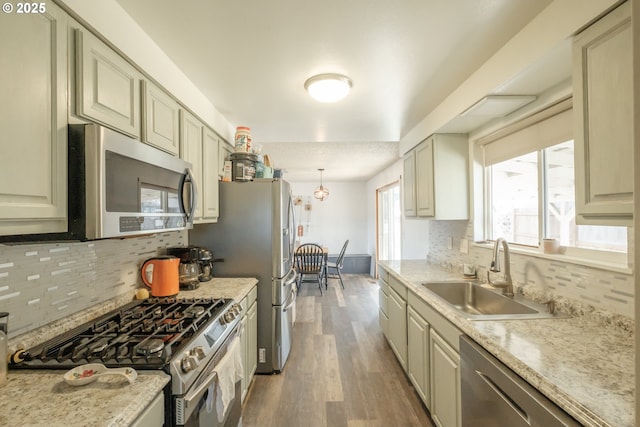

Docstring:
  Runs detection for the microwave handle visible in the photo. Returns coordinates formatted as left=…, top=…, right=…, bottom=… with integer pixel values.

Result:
left=182, top=168, right=198, bottom=226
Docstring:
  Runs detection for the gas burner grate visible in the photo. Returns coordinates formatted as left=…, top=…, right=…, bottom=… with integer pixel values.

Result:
left=10, top=297, right=232, bottom=370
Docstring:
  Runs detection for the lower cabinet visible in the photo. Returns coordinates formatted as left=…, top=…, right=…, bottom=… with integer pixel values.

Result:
left=379, top=264, right=463, bottom=427
left=241, top=286, right=258, bottom=401
left=131, top=389, right=164, bottom=427
left=407, top=306, right=430, bottom=409
left=430, top=330, right=461, bottom=427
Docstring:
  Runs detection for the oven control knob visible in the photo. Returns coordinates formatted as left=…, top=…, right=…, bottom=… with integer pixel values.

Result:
left=224, top=312, right=235, bottom=323
left=190, top=346, right=206, bottom=361
left=181, top=355, right=199, bottom=373
left=232, top=303, right=242, bottom=315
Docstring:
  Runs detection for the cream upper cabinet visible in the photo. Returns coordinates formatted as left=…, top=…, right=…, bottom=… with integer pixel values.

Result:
left=202, top=127, right=221, bottom=222
left=403, top=150, right=417, bottom=216
left=180, top=110, right=204, bottom=220
left=573, top=1, right=632, bottom=226
left=181, top=110, right=220, bottom=224
left=142, top=80, right=180, bottom=155
left=75, top=28, right=142, bottom=138
left=404, top=134, right=468, bottom=219
left=415, top=138, right=435, bottom=216
left=219, top=139, right=234, bottom=178
left=0, top=2, right=68, bottom=236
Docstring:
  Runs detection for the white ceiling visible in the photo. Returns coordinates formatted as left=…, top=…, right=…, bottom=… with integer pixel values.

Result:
left=115, top=0, right=558, bottom=181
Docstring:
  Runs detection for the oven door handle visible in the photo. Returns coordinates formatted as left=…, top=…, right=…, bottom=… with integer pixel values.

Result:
left=181, top=370, right=218, bottom=414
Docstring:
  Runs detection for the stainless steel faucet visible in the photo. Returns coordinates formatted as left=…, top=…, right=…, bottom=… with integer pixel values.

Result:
left=487, top=238, right=514, bottom=297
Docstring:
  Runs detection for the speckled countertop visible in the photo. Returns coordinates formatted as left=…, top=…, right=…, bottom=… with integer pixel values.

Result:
left=2, top=277, right=258, bottom=427
left=380, top=260, right=634, bottom=427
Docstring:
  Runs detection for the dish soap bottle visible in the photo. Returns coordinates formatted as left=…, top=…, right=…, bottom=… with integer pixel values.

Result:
left=0, top=313, right=8, bottom=385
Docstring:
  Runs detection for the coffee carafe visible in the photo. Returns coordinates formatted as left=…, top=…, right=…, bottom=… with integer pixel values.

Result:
left=197, top=249, right=215, bottom=282
left=166, top=246, right=202, bottom=290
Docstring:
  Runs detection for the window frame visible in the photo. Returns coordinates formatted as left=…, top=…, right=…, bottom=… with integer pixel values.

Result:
left=476, top=98, right=630, bottom=272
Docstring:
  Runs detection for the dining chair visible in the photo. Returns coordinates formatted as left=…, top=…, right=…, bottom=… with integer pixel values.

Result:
left=295, top=243, right=326, bottom=295
left=326, top=239, right=349, bottom=289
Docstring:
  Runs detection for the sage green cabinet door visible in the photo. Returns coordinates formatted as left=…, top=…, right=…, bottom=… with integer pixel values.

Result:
left=430, top=330, right=461, bottom=427
left=247, top=298, right=258, bottom=382
left=202, top=127, right=220, bottom=222
left=219, top=140, right=234, bottom=178
left=407, top=306, right=430, bottom=409
left=180, top=110, right=204, bottom=220
left=415, top=137, right=435, bottom=217
left=75, top=28, right=141, bottom=138
left=387, top=286, right=407, bottom=371
left=573, top=1, right=632, bottom=225
left=0, top=2, right=68, bottom=236
left=142, top=80, right=180, bottom=155
left=403, top=150, right=417, bottom=216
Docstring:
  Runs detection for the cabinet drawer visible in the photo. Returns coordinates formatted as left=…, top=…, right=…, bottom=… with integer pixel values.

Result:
left=379, top=266, right=390, bottom=284
left=388, top=275, right=408, bottom=300
left=378, top=286, right=389, bottom=316
left=409, top=291, right=461, bottom=352
left=248, top=285, right=258, bottom=304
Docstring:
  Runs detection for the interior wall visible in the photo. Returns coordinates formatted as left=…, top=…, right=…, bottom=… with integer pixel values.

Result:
left=366, top=159, right=430, bottom=274
left=289, top=181, right=367, bottom=255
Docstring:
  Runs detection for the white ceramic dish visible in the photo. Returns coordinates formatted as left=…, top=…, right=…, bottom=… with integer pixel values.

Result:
left=63, top=363, right=138, bottom=386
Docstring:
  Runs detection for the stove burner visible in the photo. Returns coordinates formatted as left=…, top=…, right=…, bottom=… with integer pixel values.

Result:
left=89, top=338, right=111, bottom=354
left=184, top=306, right=205, bottom=318
left=136, top=338, right=165, bottom=357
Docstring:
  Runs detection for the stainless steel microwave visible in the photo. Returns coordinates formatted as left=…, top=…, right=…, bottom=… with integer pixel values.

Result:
left=65, top=124, right=197, bottom=240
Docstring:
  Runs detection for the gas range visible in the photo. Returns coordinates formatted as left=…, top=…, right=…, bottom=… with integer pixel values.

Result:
left=10, top=297, right=243, bottom=395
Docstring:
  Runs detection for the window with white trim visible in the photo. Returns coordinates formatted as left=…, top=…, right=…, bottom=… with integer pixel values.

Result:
left=481, top=99, right=627, bottom=255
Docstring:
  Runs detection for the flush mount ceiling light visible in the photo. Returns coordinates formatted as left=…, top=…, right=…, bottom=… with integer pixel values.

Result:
left=313, top=168, right=330, bottom=201
left=304, top=73, right=352, bottom=103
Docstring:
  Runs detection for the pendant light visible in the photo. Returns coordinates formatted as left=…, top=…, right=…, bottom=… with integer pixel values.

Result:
left=313, top=168, right=330, bottom=201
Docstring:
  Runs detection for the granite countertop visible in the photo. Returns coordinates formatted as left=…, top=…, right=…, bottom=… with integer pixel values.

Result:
left=379, top=260, right=634, bottom=427
left=3, top=277, right=258, bottom=427
left=0, top=371, right=170, bottom=427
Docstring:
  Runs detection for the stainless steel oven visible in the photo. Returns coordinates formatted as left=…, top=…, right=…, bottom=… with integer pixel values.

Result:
left=176, top=323, right=243, bottom=426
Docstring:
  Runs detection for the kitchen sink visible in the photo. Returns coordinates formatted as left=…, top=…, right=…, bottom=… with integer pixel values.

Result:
left=422, top=281, right=568, bottom=320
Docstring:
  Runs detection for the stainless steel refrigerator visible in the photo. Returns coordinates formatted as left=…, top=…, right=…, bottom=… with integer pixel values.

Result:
left=189, top=179, right=297, bottom=374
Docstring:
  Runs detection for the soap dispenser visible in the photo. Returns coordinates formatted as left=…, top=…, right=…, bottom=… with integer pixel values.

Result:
left=0, top=312, right=8, bottom=385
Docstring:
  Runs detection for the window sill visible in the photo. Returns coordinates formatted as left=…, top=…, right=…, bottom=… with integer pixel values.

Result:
left=472, top=241, right=632, bottom=275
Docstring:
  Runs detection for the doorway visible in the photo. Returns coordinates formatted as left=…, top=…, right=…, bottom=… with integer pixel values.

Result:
left=376, top=182, right=401, bottom=276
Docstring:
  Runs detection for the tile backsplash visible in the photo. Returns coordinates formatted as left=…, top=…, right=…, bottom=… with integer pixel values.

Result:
left=0, top=231, right=187, bottom=337
left=427, top=221, right=634, bottom=320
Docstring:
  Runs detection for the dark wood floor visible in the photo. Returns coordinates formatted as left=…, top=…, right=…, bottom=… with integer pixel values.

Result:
left=241, top=274, right=435, bottom=427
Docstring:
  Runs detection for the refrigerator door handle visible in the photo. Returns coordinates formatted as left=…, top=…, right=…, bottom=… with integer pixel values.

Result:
left=282, top=268, right=297, bottom=286
left=283, top=284, right=297, bottom=312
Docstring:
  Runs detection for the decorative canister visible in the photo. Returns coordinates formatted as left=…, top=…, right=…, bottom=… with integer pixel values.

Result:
left=234, top=126, right=252, bottom=152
